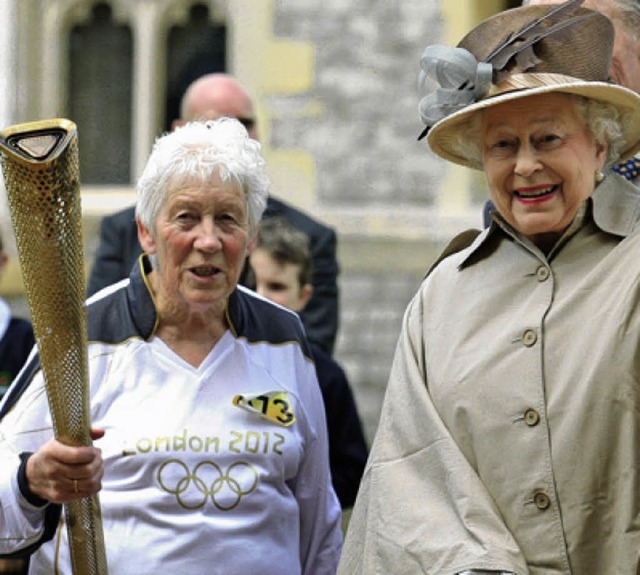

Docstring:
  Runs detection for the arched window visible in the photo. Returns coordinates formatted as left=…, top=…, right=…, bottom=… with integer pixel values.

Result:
left=68, top=2, right=133, bottom=184
left=164, top=2, right=226, bottom=132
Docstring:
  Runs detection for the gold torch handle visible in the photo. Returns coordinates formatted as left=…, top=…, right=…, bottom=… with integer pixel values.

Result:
left=0, top=119, right=108, bottom=575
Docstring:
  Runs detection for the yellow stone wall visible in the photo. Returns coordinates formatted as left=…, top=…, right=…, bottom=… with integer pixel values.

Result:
left=229, top=0, right=318, bottom=211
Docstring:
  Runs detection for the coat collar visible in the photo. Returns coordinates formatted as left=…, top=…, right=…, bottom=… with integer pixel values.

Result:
left=461, top=174, right=640, bottom=268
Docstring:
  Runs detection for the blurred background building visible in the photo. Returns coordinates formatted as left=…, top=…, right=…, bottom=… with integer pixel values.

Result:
left=0, top=0, right=519, bottom=444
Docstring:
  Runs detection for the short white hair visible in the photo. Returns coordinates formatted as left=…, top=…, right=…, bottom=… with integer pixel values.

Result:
left=136, top=118, right=269, bottom=234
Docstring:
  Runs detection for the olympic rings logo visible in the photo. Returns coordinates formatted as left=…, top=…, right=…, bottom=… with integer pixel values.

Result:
left=157, top=459, right=259, bottom=511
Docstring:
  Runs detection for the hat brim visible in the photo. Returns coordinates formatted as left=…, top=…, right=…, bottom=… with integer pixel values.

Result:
left=426, top=80, right=640, bottom=170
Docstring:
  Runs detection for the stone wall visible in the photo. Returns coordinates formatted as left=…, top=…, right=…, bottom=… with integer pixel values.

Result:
left=270, top=0, right=480, bottom=443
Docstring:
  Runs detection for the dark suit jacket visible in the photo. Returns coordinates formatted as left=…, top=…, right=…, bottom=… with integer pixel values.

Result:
left=87, top=197, right=340, bottom=354
left=0, top=317, right=35, bottom=400
left=87, top=206, right=141, bottom=297
left=312, top=344, right=368, bottom=509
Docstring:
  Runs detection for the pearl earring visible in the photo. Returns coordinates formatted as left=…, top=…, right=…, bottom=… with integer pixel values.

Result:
left=595, top=170, right=604, bottom=183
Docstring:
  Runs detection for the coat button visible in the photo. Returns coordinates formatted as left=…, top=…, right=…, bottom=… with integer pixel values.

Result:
left=536, top=266, right=550, bottom=281
left=524, top=408, right=540, bottom=426
left=533, top=491, right=551, bottom=510
left=523, top=329, right=537, bottom=346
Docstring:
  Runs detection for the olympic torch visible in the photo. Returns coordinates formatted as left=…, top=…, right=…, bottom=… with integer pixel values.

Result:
left=0, top=119, right=108, bottom=575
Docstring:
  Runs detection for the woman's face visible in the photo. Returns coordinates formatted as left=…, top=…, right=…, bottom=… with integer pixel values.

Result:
left=138, top=172, right=251, bottom=314
left=482, top=92, right=607, bottom=245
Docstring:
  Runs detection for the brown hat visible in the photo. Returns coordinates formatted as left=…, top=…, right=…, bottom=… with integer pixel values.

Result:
left=419, top=0, right=640, bottom=170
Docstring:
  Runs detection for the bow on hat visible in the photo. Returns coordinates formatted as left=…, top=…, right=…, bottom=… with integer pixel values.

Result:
left=417, top=46, right=493, bottom=140
left=417, top=0, right=595, bottom=139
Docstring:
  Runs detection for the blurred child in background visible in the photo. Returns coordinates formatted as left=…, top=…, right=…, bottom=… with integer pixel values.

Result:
left=248, top=217, right=368, bottom=510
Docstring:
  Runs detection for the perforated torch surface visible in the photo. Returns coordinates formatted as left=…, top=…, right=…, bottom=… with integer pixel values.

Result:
left=0, top=120, right=108, bottom=575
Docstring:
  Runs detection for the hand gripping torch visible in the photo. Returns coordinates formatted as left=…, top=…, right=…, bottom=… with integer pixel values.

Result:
left=0, top=119, right=108, bottom=575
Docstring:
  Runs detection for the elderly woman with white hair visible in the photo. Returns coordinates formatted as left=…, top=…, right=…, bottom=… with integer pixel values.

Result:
left=0, top=119, right=342, bottom=574
left=340, top=1, right=640, bottom=574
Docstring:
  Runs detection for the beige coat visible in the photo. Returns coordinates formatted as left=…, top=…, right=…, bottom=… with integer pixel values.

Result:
left=339, top=174, right=640, bottom=575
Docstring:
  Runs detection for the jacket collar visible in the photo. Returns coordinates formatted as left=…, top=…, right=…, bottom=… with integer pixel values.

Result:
left=461, top=174, right=640, bottom=268
left=128, top=254, right=246, bottom=342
